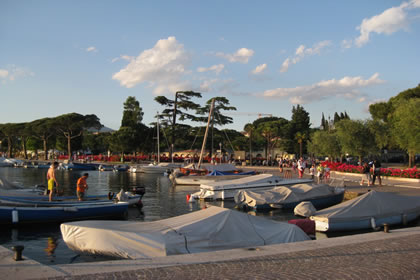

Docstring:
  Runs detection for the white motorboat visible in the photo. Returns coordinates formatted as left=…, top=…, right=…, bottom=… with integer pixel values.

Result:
left=192, top=174, right=313, bottom=200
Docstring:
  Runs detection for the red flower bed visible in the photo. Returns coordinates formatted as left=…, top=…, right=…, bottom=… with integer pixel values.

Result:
left=321, top=161, right=420, bottom=179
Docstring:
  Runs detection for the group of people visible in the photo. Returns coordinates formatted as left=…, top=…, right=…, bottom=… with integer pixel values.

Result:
left=46, top=161, right=89, bottom=201
left=360, top=159, right=382, bottom=187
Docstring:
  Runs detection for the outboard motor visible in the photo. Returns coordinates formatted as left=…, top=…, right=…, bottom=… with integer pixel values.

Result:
left=132, top=186, right=146, bottom=196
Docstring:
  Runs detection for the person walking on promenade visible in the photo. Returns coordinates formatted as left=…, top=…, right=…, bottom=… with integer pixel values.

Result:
left=77, top=173, right=89, bottom=201
left=360, top=162, right=371, bottom=186
left=47, top=162, right=59, bottom=202
left=309, top=164, right=315, bottom=180
left=316, top=164, right=324, bottom=184
left=297, top=157, right=306, bottom=178
left=372, top=159, right=382, bottom=186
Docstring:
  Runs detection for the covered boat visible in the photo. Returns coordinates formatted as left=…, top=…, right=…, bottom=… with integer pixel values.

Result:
left=178, top=163, right=238, bottom=176
left=234, top=183, right=344, bottom=211
left=61, top=206, right=310, bottom=259
left=172, top=170, right=256, bottom=186
left=140, top=162, right=182, bottom=174
left=192, top=174, right=313, bottom=200
left=310, top=190, right=420, bottom=232
left=0, top=202, right=129, bottom=225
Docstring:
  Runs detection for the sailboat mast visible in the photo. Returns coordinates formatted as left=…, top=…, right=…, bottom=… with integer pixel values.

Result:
left=157, top=112, right=160, bottom=164
left=197, top=99, right=215, bottom=169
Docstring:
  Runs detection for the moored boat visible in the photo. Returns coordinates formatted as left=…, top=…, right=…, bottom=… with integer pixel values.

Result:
left=0, top=202, right=129, bottom=225
left=192, top=174, right=313, bottom=200
left=140, top=162, right=182, bottom=174
left=172, top=170, right=256, bottom=186
left=234, top=183, right=344, bottom=211
left=310, top=190, right=420, bottom=232
left=61, top=206, right=310, bottom=259
left=0, top=191, right=142, bottom=207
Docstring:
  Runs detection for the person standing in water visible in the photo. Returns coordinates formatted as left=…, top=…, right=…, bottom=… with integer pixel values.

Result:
left=47, top=162, right=59, bottom=202
left=76, top=173, right=89, bottom=201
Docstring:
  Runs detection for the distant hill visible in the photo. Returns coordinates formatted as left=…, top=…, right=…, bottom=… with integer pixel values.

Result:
left=88, top=126, right=115, bottom=133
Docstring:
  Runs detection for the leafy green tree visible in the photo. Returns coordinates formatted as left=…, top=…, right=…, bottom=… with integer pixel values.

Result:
left=308, top=130, right=341, bottom=161
left=0, top=123, right=20, bottom=157
left=155, top=91, right=202, bottom=157
left=121, top=96, right=144, bottom=127
left=369, top=102, right=391, bottom=122
left=108, top=127, right=137, bottom=162
left=120, top=96, right=148, bottom=154
left=54, top=113, right=102, bottom=159
left=335, top=119, right=376, bottom=165
left=15, top=122, right=32, bottom=159
left=286, top=105, right=311, bottom=155
left=30, top=118, right=57, bottom=160
left=196, top=97, right=237, bottom=158
left=390, top=98, right=420, bottom=167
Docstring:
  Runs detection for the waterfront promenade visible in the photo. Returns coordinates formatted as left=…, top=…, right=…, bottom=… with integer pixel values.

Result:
left=1, top=167, right=419, bottom=279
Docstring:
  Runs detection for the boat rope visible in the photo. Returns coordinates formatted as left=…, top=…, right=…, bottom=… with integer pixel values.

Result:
left=188, top=126, right=202, bottom=151
left=215, top=111, right=236, bottom=154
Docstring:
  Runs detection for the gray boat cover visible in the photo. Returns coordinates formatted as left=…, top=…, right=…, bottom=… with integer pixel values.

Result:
left=234, top=183, right=342, bottom=208
left=311, top=190, right=420, bottom=223
left=294, top=201, right=317, bottom=217
left=61, top=206, right=310, bottom=259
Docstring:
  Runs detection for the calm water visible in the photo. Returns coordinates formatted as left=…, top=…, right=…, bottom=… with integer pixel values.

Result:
left=0, top=166, right=366, bottom=265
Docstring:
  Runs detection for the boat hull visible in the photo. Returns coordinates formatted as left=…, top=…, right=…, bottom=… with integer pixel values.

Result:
left=254, top=192, right=345, bottom=211
left=0, top=202, right=129, bottom=225
left=314, top=212, right=420, bottom=232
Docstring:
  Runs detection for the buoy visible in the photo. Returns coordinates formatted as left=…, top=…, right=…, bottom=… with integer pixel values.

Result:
left=186, top=194, right=190, bottom=202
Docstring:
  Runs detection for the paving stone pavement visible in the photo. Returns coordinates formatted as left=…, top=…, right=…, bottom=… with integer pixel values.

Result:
left=49, top=234, right=420, bottom=280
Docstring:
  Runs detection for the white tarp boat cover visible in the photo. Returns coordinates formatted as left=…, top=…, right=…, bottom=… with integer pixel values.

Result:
left=294, top=201, right=317, bottom=217
left=310, top=190, right=420, bottom=223
left=234, top=183, right=341, bottom=207
left=201, top=174, right=283, bottom=191
left=61, top=206, right=310, bottom=259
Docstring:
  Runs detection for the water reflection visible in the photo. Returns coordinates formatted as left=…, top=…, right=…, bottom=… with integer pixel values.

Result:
left=45, top=237, right=58, bottom=262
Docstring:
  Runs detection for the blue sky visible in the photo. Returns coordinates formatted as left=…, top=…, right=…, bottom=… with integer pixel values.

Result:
left=1, top=0, right=419, bottom=131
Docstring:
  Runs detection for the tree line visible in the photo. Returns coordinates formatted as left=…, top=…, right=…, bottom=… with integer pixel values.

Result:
left=1, top=85, right=419, bottom=166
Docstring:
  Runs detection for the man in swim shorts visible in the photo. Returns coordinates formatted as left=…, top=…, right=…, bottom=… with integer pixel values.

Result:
left=47, top=162, right=59, bottom=201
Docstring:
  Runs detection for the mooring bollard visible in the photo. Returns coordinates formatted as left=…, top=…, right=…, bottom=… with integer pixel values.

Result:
left=383, top=223, right=389, bottom=233
left=12, top=245, right=24, bottom=261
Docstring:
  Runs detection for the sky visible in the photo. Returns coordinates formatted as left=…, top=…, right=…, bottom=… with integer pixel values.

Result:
left=1, top=0, right=420, bottom=131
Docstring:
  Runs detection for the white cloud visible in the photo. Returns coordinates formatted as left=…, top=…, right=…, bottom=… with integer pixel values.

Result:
left=215, top=48, right=254, bottom=63
left=251, top=64, right=267, bottom=75
left=260, top=73, right=384, bottom=104
left=341, top=39, right=353, bottom=49
left=0, top=66, right=34, bottom=82
left=111, top=55, right=134, bottom=63
left=280, top=40, right=331, bottom=73
left=86, top=46, right=97, bottom=52
left=112, top=36, right=191, bottom=94
left=355, top=0, right=420, bottom=47
left=197, top=64, right=224, bottom=75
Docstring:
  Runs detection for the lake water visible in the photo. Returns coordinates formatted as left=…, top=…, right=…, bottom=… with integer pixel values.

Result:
left=0, top=166, right=376, bottom=265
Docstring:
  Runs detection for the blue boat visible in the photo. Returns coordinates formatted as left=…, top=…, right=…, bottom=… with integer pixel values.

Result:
left=310, top=191, right=420, bottom=232
left=0, top=192, right=142, bottom=207
left=235, top=183, right=345, bottom=211
left=0, top=202, right=129, bottom=225
left=64, top=162, right=97, bottom=171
